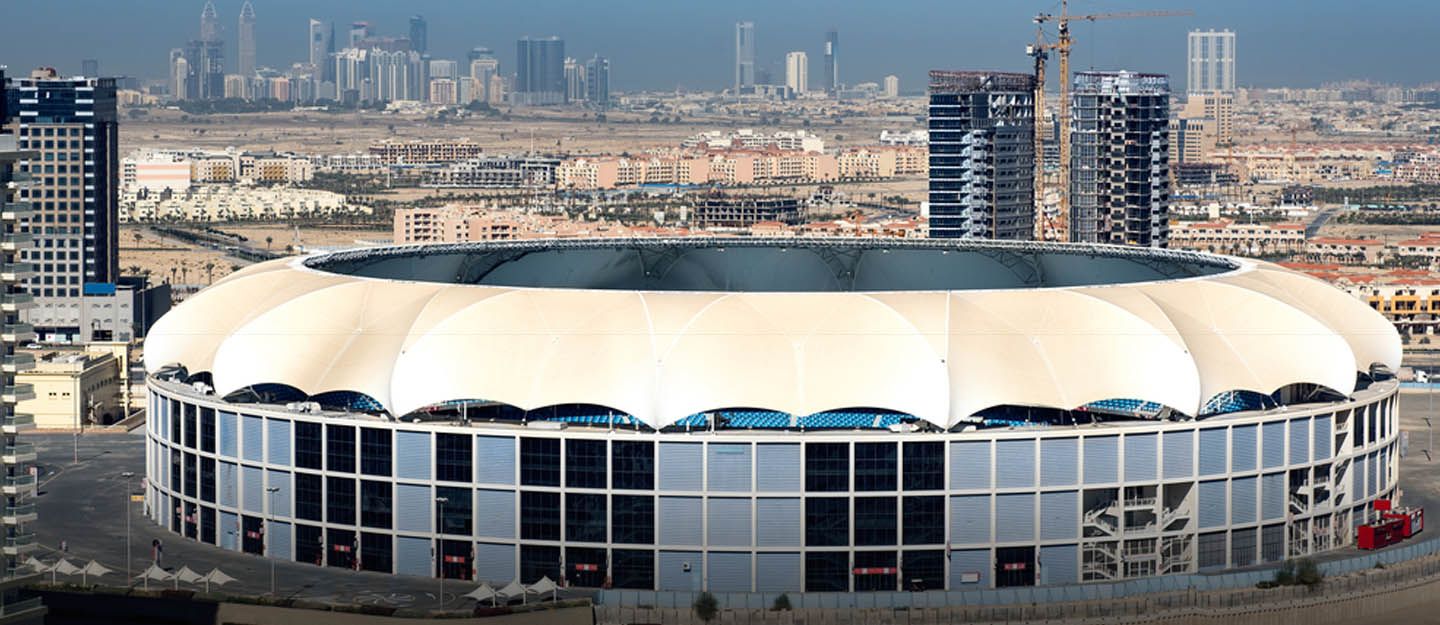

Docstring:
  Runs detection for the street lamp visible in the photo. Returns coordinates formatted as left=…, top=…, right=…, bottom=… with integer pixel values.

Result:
left=120, top=472, right=135, bottom=583
left=265, top=486, right=280, bottom=595
left=435, top=496, right=449, bottom=610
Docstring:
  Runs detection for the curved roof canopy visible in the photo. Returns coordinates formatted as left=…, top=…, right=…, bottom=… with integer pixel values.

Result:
left=144, top=239, right=1401, bottom=428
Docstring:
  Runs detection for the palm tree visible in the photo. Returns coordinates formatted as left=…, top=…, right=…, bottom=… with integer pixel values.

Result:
left=265, top=235, right=273, bottom=251
left=204, top=261, right=215, bottom=285
left=168, top=267, right=177, bottom=284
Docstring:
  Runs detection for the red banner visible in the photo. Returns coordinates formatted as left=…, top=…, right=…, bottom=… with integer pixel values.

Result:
left=1002, top=562, right=1028, bottom=571
left=444, top=555, right=467, bottom=564
left=852, top=567, right=897, bottom=575
left=574, top=563, right=599, bottom=571
left=333, top=544, right=352, bottom=552
left=246, top=530, right=262, bottom=539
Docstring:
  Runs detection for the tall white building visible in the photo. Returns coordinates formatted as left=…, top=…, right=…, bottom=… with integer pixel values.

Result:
left=883, top=75, right=899, bottom=98
left=237, top=1, right=256, bottom=78
left=1187, top=29, right=1235, bottom=94
left=735, top=21, right=755, bottom=91
left=785, top=51, right=807, bottom=94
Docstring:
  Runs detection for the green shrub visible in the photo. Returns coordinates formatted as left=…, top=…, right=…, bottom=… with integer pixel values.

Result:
left=1296, top=558, right=1324, bottom=587
left=772, top=593, right=792, bottom=611
left=1275, top=560, right=1297, bottom=586
left=693, top=592, right=719, bottom=622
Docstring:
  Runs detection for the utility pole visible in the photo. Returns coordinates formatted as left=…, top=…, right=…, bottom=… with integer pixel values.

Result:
left=121, top=471, right=134, bottom=583
left=266, top=486, right=281, bottom=594
left=435, top=496, right=449, bottom=610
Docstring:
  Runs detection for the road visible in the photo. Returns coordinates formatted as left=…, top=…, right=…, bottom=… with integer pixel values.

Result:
left=1305, top=207, right=1338, bottom=238
left=27, top=431, right=585, bottom=612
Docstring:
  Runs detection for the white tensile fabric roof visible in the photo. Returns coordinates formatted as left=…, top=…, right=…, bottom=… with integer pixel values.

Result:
left=143, top=252, right=1400, bottom=429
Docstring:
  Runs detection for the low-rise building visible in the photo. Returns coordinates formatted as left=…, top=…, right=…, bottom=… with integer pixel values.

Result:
left=16, top=347, right=125, bottom=429
left=369, top=139, right=485, bottom=165
left=421, top=156, right=560, bottom=188
left=1307, top=236, right=1385, bottom=265
left=122, top=186, right=369, bottom=222
left=1168, top=219, right=1306, bottom=256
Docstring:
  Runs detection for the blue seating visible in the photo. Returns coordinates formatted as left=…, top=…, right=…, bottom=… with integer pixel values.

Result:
left=721, top=411, right=791, bottom=428
left=1082, top=398, right=1163, bottom=418
left=1200, top=391, right=1270, bottom=416
left=541, top=414, right=634, bottom=426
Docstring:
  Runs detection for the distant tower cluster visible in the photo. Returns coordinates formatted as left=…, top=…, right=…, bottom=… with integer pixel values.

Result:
left=515, top=36, right=566, bottom=105
left=1069, top=71, right=1171, bottom=248
left=200, top=0, right=220, bottom=43
left=785, top=51, right=807, bottom=94
left=734, top=21, right=755, bottom=92
left=409, top=15, right=428, bottom=54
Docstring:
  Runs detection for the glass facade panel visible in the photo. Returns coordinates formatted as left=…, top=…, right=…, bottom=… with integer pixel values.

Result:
left=611, top=548, right=654, bottom=589
left=360, top=428, right=392, bottom=477
left=612, top=441, right=653, bottom=490
left=903, top=442, right=944, bottom=491
left=566, top=493, right=607, bottom=543
left=520, top=491, right=561, bottom=540
left=436, top=486, right=472, bottom=535
left=326, top=425, right=356, bottom=473
left=806, top=443, right=849, bottom=492
left=199, top=407, right=216, bottom=453
left=566, top=439, right=607, bottom=489
left=326, top=476, right=356, bottom=525
left=360, top=480, right=392, bottom=529
left=805, top=551, right=849, bottom=592
left=520, top=438, right=561, bottom=487
left=294, top=421, right=322, bottom=470
left=855, top=443, right=897, bottom=492
left=902, top=496, right=943, bottom=545
left=806, top=497, right=849, bottom=546
left=612, top=495, right=654, bottom=544
left=855, top=497, right=897, bottom=546
left=295, top=472, right=323, bottom=521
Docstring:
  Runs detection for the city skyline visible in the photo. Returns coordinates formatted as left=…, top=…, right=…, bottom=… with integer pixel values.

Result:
left=2, top=0, right=1437, bottom=92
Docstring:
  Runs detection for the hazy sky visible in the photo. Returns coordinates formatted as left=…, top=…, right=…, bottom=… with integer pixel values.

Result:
left=1, top=0, right=1437, bottom=92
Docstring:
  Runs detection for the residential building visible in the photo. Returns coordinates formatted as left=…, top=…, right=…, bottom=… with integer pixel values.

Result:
left=180, top=39, right=225, bottom=100
left=1307, top=237, right=1384, bottom=265
left=429, top=59, right=458, bottom=80
left=5, top=69, right=122, bottom=342
left=926, top=70, right=1036, bottom=240
left=468, top=48, right=499, bottom=103
left=515, top=36, right=566, bottom=105
left=564, top=58, right=587, bottom=102
left=200, top=1, right=220, bottom=44
left=237, top=1, right=256, bottom=77
left=883, top=75, right=899, bottom=98
left=1069, top=71, right=1171, bottom=247
left=429, top=78, right=457, bottom=105
left=369, top=139, right=484, bottom=164
left=308, top=19, right=331, bottom=78
left=1169, top=116, right=1217, bottom=165
left=585, top=55, right=610, bottom=106
left=683, top=129, right=824, bottom=153
left=0, top=101, right=43, bottom=578
left=409, top=15, right=428, bottom=54
left=735, top=22, right=755, bottom=92
left=824, top=29, right=839, bottom=92
left=80, top=60, right=98, bottom=78
left=1187, top=29, right=1235, bottom=94
left=421, top=156, right=560, bottom=188
left=1181, top=91, right=1234, bottom=146
left=785, top=51, right=808, bottom=94
left=1168, top=219, right=1306, bottom=256
left=121, top=152, right=192, bottom=194
left=122, top=186, right=367, bottom=222
left=693, top=194, right=802, bottom=228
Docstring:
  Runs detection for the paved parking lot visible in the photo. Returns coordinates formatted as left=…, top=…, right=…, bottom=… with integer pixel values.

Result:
left=27, top=430, right=584, bottom=611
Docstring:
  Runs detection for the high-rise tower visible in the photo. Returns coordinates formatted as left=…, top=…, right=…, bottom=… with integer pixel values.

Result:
left=0, top=67, right=41, bottom=579
left=1187, top=30, right=1235, bottom=94
left=927, top=71, right=1036, bottom=240
left=823, top=29, right=839, bottom=93
left=785, top=51, right=807, bottom=94
left=1069, top=71, right=1171, bottom=248
left=585, top=55, right=610, bottom=106
left=409, top=15, right=428, bottom=54
left=200, top=1, right=220, bottom=43
left=515, top=36, right=565, bottom=105
left=5, top=69, right=121, bottom=340
left=734, top=21, right=755, bottom=92
left=238, top=1, right=256, bottom=77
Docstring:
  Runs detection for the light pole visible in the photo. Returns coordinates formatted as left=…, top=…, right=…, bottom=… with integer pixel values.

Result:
left=435, top=496, right=449, bottom=610
left=121, top=471, right=134, bottom=583
left=266, top=486, right=280, bottom=595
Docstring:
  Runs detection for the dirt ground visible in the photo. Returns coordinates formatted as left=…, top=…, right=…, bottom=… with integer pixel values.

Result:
left=120, top=223, right=391, bottom=289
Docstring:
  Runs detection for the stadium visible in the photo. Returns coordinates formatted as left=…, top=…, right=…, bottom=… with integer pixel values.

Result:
left=142, top=237, right=1402, bottom=593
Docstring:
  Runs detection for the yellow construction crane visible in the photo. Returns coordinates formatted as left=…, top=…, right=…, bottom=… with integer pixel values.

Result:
left=1029, top=1, right=1191, bottom=241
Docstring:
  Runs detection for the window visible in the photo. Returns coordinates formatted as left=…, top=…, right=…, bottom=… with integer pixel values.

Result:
left=436, top=434, right=472, bottom=483
left=325, top=425, right=355, bottom=473
left=360, top=480, right=392, bottom=529
left=806, top=443, right=849, bottom=492
left=326, top=476, right=355, bottom=525
left=611, top=549, right=654, bottom=589
left=360, top=428, right=391, bottom=477
left=199, top=407, right=216, bottom=453
left=611, top=441, right=653, bottom=490
left=903, top=550, right=945, bottom=591
left=295, top=473, right=322, bottom=521
left=199, top=457, right=216, bottom=503
left=854, top=497, right=897, bottom=546
left=436, top=486, right=471, bottom=535
left=566, top=493, right=607, bottom=543
left=903, top=442, right=943, bottom=490
left=361, top=532, right=393, bottom=573
left=520, top=491, right=561, bottom=540
left=183, top=452, right=197, bottom=498
left=806, top=497, right=849, bottom=546
left=805, top=551, right=848, bottom=592
left=183, top=403, right=197, bottom=448
left=520, top=545, right=560, bottom=584
left=853, top=551, right=897, bottom=591
left=1197, top=531, right=1227, bottom=569
left=902, top=496, right=943, bottom=545
left=520, top=438, right=560, bottom=486
left=855, top=443, right=897, bottom=491
left=170, top=449, right=181, bottom=491
left=611, top=495, right=654, bottom=544
left=566, top=439, right=607, bottom=489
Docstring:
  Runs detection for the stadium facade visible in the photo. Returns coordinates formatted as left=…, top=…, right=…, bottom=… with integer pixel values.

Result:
left=142, top=238, right=1402, bottom=592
